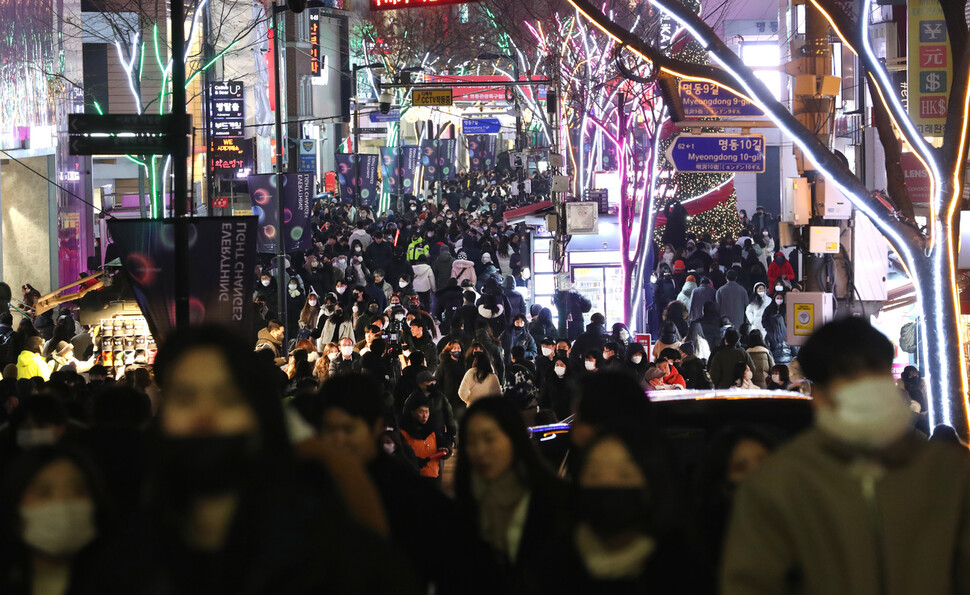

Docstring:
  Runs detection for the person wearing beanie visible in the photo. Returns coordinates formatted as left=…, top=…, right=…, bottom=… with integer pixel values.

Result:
left=17, top=336, right=51, bottom=382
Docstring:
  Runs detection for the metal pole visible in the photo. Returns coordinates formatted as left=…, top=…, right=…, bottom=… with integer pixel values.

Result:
left=353, top=67, right=361, bottom=211
left=512, top=58, right=522, bottom=153
left=170, top=0, right=190, bottom=328
left=272, top=3, right=288, bottom=338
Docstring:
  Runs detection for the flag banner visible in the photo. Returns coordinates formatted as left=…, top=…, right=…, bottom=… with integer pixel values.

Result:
left=420, top=140, right=440, bottom=182
left=107, top=217, right=259, bottom=341
left=381, top=146, right=399, bottom=194
left=335, top=153, right=379, bottom=208
left=247, top=172, right=315, bottom=254
left=399, top=145, right=421, bottom=196
left=467, top=135, right=497, bottom=172
left=438, top=139, right=457, bottom=180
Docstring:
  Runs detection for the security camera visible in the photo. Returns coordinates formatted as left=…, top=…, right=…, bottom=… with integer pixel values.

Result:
left=379, top=90, right=394, bottom=115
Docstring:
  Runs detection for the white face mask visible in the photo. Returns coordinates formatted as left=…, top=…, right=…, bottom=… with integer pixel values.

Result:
left=584, top=361, right=596, bottom=371
left=399, top=280, right=409, bottom=288
left=340, top=346, right=354, bottom=357
left=328, top=351, right=339, bottom=361
left=619, top=331, right=629, bottom=341
left=541, top=347, right=554, bottom=357
left=757, top=290, right=766, bottom=297
left=288, top=283, right=297, bottom=290
left=394, top=313, right=405, bottom=321
left=336, top=286, right=346, bottom=294
left=775, top=298, right=784, bottom=306
left=17, top=428, right=58, bottom=449
left=352, top=305, right=358, bottom=313
left=382, top=442, right=396, bottom=455
left=261, top=279, right=271, bottom=287
left=21, top=500, right=96, bottom=557
left=771, top=374, right=782, bottom=384
left=554, top=366, right=566, bottom=378
left=308, top=299, right=317, bottom=307
left=631, top=355, right=643, bottom=364
left=815, top=376, right=915, bottom=450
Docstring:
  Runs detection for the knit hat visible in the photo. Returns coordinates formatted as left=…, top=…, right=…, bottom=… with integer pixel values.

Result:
left=672, top=260, right=686, bottom=273
left=685, top=275, right=697, bottom=284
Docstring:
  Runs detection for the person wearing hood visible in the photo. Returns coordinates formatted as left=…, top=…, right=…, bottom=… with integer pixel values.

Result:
left=688, top=277, right=717, bottom=323
left=529, top=307, right=558, bottom=345
left=502, top=276, right=526, bottom=319
left=254, top=270, right=278, bottom=306
left=285, top=277, right=307, bottom=334
left=435, top=340, right=468, bottom=420
left=624, top=343, right=650, bottom=382
left=744, top=283, right=769, bottom=337
left=652, top=321, right=683, bottom=361
left=503, top=314, right=537, bottom=367
left=762, top=291, right=792, bottom=364
left=609, top=323, right=633, bottom=361
left=677, top=275, right=697, bottom=312
left=766, top=251, right=795, bottom=293
left=745, top=329, right=774, bottom=389
left=451, top=251, right=478, bottom=287
left=433, top=248, right=457, bottom=290
left=555, top=286, right=592, bottom=342
left=722, top=317, right=970, bottom=595
left=475, top=295, right=508, bottom=341
left=569, top=313, right=608, bottom=370
left=254, top=321, right=286, bottom=367
left=16, top=336, right=51, bottom=382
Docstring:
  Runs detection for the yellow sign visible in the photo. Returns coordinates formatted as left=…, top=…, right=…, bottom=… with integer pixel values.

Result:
left=793, top=303, right=815, bottom=336
left=413, top=89, right=453, bottom=106
left=232, top=208, right=253, bottom=216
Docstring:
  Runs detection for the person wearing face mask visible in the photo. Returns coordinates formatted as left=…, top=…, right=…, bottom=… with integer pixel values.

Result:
left=722, top=317, right=970, bottom=595
left=328, top=338, right=361, bottom=377
left=0, top=446, right=111, bottom=594
left=254, top=272, right=277, bottom=305
left=298, top=294, right=321, bottom=341
left=762, top=292, right=792, bottom=364
left=608, top=323, right=632, bottom=361
left=435, top=340, right=468, bottom=420
left=765, top=363, right=790, bottom=391
left=766, top=251, right=795, bottom=294
left=286, top=278, right=306, bottom=335
left=545, top=427, right=701, bottom=593
left=77, top=326, right=412, bottom=594
left=538, top=356, right=573, bottom=421
left=744, top=283, right=769, bottom=338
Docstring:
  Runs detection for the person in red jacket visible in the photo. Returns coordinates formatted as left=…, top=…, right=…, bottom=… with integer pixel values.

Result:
left=650, top=348, right=686, bottom=389
left=766, top=251, right=795, bottom=293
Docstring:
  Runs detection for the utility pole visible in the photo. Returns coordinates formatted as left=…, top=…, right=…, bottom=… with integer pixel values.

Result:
left=272, top=1, right=288, bottom=340
left=171, top=0, right=190, bottom=328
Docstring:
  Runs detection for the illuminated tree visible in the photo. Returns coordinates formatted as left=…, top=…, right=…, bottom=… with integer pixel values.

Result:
left=570, top=0, right=970, bottom=436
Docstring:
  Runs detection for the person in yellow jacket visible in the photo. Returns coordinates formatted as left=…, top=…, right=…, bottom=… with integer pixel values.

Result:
left=17, top=336, right=51, bottom=382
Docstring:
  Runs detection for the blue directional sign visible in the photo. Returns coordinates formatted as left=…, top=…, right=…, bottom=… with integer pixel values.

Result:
left=462, top=118, right=502, bottom=135
left=665, top=134, right=766, bottom=173
left=680, top=81, right=765, bottom=118
left=369, top=110, right=401, bottom=123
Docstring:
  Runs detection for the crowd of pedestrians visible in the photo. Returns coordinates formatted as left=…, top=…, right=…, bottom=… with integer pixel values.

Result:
left=0, top=177, right=966, bottom=593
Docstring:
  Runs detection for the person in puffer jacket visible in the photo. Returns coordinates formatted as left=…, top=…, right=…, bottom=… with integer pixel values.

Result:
left=451, top=251, right=477, bottom=287
left=411, top=255, right=437, bottom=312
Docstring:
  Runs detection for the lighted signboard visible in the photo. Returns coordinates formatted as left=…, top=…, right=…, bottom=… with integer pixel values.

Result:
left=370, top=0, right=482, bottom=10
left=309, top=11, right=321, bottom=77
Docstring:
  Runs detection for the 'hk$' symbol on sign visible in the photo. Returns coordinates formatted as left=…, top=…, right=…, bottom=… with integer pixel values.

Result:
left=920, top=20, right=946, bottom=42
left=920, top=71, right=947, bottom=94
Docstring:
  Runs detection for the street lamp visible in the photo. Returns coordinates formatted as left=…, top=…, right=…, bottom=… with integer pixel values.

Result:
left=353, top=62, right=384, bottom=210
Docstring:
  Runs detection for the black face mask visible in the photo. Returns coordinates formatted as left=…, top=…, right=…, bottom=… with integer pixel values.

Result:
left=158, top=434, right=256, bottom=498
left=576, top=487, right=649, bottom=540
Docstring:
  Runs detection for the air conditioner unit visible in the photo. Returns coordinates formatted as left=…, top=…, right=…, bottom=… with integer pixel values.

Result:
left=782, top=177, right=811, bottom=225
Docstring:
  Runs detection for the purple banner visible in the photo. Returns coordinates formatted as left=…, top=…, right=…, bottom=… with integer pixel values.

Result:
left=107, top=217, right=259, bottom=341
left=248, top=172, right=315, bottom=254
left=399, top=145, right=421, bottom=195
left=467, top=135, right=497, bottom=172
left=419, top=140, right=440, bottom=182
left=380, top=146, right=399, bottom=195
left=335, top=153, right=379, bottom=208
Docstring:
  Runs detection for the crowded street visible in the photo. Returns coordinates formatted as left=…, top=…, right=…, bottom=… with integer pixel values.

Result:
left=2, top=0, right=970, bottom=593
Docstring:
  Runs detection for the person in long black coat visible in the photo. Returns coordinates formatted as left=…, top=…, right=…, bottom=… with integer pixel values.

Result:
left=661, top=201, right=689, bottom=250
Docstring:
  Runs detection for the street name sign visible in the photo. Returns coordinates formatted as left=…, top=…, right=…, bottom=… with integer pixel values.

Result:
left=680, top=81, right=765, bottom=118
left=462, top=118, right=502, bottom=134
left=666, top=134, right=766, bottom=173
left=413, top=89, right=453, bottom=106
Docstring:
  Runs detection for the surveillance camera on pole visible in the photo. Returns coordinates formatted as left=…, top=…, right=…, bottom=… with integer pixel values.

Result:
left=379, top=90, right=394, bottom=115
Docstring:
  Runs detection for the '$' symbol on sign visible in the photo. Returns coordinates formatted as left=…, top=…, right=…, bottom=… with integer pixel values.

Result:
left=920, top=71, right=947, bottom=93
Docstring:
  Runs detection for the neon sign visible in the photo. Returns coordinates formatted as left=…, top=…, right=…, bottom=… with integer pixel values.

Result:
left=370, top=0, right=482, bottom=11
left=309, top=12, right=321, bottom=77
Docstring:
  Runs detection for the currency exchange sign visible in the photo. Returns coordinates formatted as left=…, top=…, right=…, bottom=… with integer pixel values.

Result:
left=665, top=134, right=766, bottom=173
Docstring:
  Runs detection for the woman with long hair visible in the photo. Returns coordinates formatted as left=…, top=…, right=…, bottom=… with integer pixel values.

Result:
left=458, top=353, right=502, bottom=406
left=765, top=364, right=790, bottom=391
left=685, top=322, right=711, bottom=362
left=729, top=362, right=756, bottom=390
left=661, top=300, right=689, bottom=338
left=298, top=294, right=321, bottom=339
left=313, top=343, right=339, bottom=383
left=454, top=397, right=569, bottom=592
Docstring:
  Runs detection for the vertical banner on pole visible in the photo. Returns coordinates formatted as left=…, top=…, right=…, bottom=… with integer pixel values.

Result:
left=335, top=153, right=356, bottom=205
left=908, top=0, right=951, bottom=138
left=399, top=146, right=421, bottom=195
left=334, top=153, right=378, bottom=208
left=247, top=172, right=315, bottom=253
left=467, top=135, right=497, bottom=171
left=381, top=146, right=399, bottom=195
left=108, top=217, right=259, bottom=340
left=438, top=139, right=457, bottom=180
left=420, top=140, right=440, bottom=182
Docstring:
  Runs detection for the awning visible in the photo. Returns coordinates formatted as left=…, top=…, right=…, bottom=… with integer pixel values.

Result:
left=504, top=200, right=553, bottom=226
